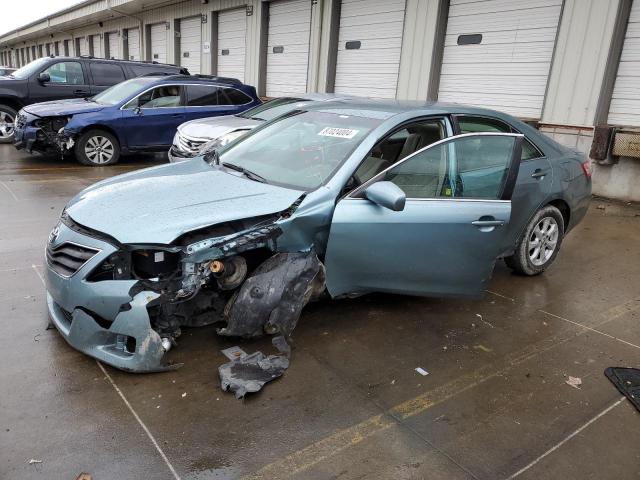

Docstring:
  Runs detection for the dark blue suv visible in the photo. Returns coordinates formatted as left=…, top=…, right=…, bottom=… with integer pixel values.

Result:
left=14, top=75, right=260, bottom=165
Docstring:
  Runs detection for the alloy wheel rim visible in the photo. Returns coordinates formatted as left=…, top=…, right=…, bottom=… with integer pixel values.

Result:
left=528, top=216, right=559, bottom=266
left=0, top=111, right=15, bottom=139
left=84, top=136, right=114, bottom=164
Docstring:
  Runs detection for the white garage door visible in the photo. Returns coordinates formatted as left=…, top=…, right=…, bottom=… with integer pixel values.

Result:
left=107, top=32, right=119, bottom=59
left=180, top=16, right=202, bottom=74
left=150, top=23, right=167, bottom=63
left=438, top=0, right=562, bottom=119
left=90, top=35, right=102, bottom=57
left=608, top=0, right=640, bottom=126
left=78, top=37, right=89, bottom=56
left=334, top=0, right=406, bottom=99
left=217, top=8, right=247, bottom=82
left=266, top=0, right=312, bottom=97
left=127, top=28, right=141, bottom=60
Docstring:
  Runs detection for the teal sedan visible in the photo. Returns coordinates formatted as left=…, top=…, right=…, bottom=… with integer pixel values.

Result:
left=44, top=100, right=591, bottom=372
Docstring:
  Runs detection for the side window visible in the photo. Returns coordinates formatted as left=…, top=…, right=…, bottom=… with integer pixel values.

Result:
left=379, top=135, right=517, bottom=200
left=42, top=62, right=85, bottom=85
left=521, top=139, right=543, bottom=160
left=89, top=63, right=125, bottom=86
left=221, top=87, right=252, bottom=105
left=457, top=116, right=511, bottom=134
left=352, top=120, right=446, bottom=185
left=125, top=85, right=182, bottom=109
left=186, top=85, right=220, bottom=106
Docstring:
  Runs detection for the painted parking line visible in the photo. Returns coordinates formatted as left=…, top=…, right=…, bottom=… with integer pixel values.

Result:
left=0, top=180, right=19, bottom=201
left=540, top=309, right=640, bottom=351
left=29, top=262, right=182, bottom=479
left=97, top=361, right=182, bottom=480
left=506, top=396, right=626, bottom=479
left=244, top=294, right=640, bottom=479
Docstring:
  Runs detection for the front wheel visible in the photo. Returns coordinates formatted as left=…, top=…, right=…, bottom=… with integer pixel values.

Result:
left=504, top=205, right=565, bottom=276
left=75, top=129, right=120, bottom=166
left=0, top=105, right=17, bottom=144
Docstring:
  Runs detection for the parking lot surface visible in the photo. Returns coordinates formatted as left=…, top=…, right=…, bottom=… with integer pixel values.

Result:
left=1, top=144, right=639, bottom=480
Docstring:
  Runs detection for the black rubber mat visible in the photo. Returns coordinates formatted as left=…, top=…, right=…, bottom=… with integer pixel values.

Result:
left=604, top=367, right=640, bottom=413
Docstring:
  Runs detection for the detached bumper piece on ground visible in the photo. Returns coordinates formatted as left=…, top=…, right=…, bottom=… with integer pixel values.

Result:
left=605, top=367, right=640, bottom=413
left=219, top=336, right=292, bottom=399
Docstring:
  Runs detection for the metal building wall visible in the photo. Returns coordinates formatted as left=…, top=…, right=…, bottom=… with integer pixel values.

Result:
left=542, top=0, right=621, bottom=127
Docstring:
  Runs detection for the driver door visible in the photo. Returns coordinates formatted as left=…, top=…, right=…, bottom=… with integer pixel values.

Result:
left=325, top=133, right=523, bottom=298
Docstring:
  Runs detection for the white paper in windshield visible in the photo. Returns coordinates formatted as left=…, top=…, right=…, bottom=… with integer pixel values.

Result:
left=318, top=127, right=359, bottom=139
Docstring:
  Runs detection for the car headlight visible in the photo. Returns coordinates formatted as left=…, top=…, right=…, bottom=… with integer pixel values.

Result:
left=216, top=130, right=248, bottom=148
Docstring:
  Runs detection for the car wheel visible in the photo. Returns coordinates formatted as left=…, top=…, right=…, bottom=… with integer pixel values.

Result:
left=75, top=129, right=120, bottom=166
left=0, top=105, right=17, bottom=144
left=504, top=205, right=565, bottom=276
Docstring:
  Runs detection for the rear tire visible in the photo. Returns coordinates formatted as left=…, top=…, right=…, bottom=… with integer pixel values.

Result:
left=0, top=105, right=17, bottom=144
left=75, top=129, right=120, bottom=166
left=504, top=205, right=565, bottom=276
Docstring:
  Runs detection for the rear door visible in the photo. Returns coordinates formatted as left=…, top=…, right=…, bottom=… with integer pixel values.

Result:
left=28, top=60, right=90, bottom=103
left=453, top=115, right=553, bottom=250
left=325, top=133, right=523, bottom=298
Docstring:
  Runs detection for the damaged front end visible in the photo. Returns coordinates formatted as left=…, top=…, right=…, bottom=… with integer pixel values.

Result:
left=15, top=111, right=74, bottom=155
left=45, top=201, right=325, bottom=374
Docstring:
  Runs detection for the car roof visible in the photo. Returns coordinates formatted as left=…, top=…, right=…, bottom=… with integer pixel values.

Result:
left=305, top=99, right=536, bottom=124
left=38, top=55, right=182, bottom=68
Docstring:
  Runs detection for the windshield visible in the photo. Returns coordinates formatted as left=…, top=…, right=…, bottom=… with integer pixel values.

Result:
left=237, top=97, right=305, bottom=121
left=219, top=110, right=381, bottom=190
left=91, top=78, right=155, bottom=106
left=9, top=58, right=50, bottom=79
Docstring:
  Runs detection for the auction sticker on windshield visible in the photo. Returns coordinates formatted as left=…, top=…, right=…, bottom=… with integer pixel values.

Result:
left=318, top=127, right=359, bottom=139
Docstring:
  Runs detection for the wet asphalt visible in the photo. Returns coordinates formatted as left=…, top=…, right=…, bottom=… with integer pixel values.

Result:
left=0, top=144, right=639, bottom=480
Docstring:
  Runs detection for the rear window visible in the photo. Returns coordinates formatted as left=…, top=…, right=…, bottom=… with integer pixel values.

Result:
left=222, top=88, right=252, bottom=105
left=90, top=63, right=125, bottom=86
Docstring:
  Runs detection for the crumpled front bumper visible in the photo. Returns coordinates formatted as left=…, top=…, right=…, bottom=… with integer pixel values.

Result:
left=45, top=221, right=177, bottom=372
left=13, top=124, right=39, bottom=153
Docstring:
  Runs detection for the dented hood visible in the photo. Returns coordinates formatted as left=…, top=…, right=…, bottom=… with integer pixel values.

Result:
left=65, top=160, right=304, bottom=244
left=178, top=115, right=261, bottom=140
left=24, top=98, right=106, bottom=117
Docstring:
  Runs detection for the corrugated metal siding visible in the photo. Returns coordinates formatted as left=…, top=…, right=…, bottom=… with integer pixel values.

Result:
left=127, top=28, right=141, bottom=60
left=396, top=0, right=442, bottom=100
left=334, top=0, right=406, bottom=98
left=217, top=8, right=247, bottom=81
left=107, top=32, right=120, bottom=59
left=91, top=34, right=103, bottom=57
left=608, top=0, right=640, bottom=126
left=266, top=0, right=313, bottom=97
left=542, top=0, right=619, bottom=126
left=150, top=23, right=167, bottom=63
left=180, top=16, right=202, bottom=73
left=438, top=0, right=562, bottom=119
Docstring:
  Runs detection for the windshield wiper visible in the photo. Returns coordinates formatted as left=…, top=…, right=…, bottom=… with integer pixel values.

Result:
left=222, top=162, right=267, bottom=183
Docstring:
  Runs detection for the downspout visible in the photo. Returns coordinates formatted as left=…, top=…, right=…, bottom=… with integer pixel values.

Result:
left=106, top=0, right=145, bottom=59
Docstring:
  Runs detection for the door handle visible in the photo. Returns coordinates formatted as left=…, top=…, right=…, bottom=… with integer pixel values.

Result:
left=73, top=89, right=89, bottom=96
left=531, top=169, right=549, bottom=179
left=472, top=220, right=505, bottom=227
left=171, top=114, right=182, bottom=118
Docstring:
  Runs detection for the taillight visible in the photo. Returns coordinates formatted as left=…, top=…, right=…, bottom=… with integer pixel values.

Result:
left=581, top=161, right=592, bottom=178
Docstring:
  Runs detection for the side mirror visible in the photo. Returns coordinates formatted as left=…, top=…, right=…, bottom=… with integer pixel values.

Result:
left=133, top=106, right=142, bottom=115
left=37, top=72, right=50, bottom=83
left=364, top=181, right=406, bottom=211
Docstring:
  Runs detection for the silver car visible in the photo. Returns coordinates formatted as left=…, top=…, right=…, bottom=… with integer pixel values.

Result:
left=168, top=94, right=356, bottom=162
